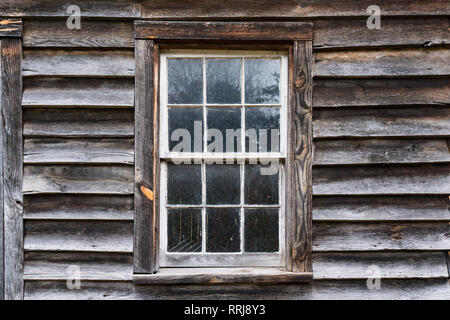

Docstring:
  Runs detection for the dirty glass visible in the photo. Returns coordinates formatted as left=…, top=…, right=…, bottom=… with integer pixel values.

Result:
left=168, top=59, right=203, bottom=104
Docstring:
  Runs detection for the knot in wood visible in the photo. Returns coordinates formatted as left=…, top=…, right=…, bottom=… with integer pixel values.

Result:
left=140, top=185, right=154, bottom=201
left=295, top=74, right=306, bottom=88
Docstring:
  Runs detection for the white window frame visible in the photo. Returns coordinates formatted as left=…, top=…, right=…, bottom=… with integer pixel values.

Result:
left=159, top=49, right=288, bottom=268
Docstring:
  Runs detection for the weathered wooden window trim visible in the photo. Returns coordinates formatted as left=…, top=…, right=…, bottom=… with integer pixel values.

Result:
left=134, top=20, right=313, bottom=284
left=0, top=18, right=23, bottom=300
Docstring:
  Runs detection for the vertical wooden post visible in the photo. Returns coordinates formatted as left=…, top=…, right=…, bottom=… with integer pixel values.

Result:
left=286, top=40, right=313, bottom=273
left=1, top=37, right=23, bottom=299
left=134, top=39, right=160, bottom=273
left=0, top=40, right=3, bottom=301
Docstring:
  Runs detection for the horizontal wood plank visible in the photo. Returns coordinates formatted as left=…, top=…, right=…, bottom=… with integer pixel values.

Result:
left=24, top=108, right=134, bottom=138
left=24, top=252, right=133, bottom=281
left=0, top=0, right=141, bottom=18
left=24, top=138, right=134, bottom=164
left=24, top=220, right=133, bottom=252
left=135, top=21, right=313, bottom=40
left=23, top=49, right=134, bottom=77
left=315, top=48, right=450, bottom=78
left=313, top=107, right=450, bottom=138
left=0, top=18, right=22, bottom=37
left=313, top=195, right=450, bottom=222
left=134, top=269, right=313, bottom=284
left=23, top=194, right=133, bottom=221
left=314, top=17, right=450, bottom=49
left=24, top=279, right=450, bottom=300
left=314, top=139, right=450, bottom=165
left=23, top=165, right=133, bottom=195
left=313, top=252, right=449, bottom=279
left=313, top=222, right=450, bottom=251
left=24, top=20, right=133, bottom=48
left=313, top=78, right=450, bottom=107
left=313, top=164, right=450, bottom=195
left=142, top=0, right=450, bottom=18
left=23, top=78, right=134, bottom=107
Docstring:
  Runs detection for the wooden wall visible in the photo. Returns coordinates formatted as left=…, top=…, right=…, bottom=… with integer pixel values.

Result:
left=0, top=0, right=448, bottom=299
left=20, top=14, right=136, bottom=297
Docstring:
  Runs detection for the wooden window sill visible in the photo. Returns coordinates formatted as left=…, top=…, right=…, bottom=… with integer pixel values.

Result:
left=133, top=268, right=313, bottom=285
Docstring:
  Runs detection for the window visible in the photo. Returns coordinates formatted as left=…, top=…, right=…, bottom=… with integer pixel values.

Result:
left=133, top=20, right=314, bottom=283
left=159, top=51, right=288, bottom=267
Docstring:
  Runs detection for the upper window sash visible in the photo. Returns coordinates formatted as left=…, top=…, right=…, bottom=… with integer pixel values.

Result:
left=159, top=50, right=289, bottom=159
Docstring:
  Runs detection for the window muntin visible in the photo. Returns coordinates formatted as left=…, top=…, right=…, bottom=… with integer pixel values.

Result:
left=160, top=50, right=288, bottom=267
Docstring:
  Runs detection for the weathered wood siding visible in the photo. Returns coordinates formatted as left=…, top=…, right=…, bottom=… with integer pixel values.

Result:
left=20, top=15, right=136, bottom=297
left=1, top=0, right=447, bottom=299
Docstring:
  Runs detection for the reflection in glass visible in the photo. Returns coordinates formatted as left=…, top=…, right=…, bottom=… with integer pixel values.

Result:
left=245, top=107, right=280, bottom=153
left=206, top=164, right=240, bottom=204
left=167, top=163, right=202, bottom=205
left=168, top=59, right=203, bottom=104
left=168, top=107, right=203, bottom=152
left=168, top=209, right=202, bottom=252
left=244, top=208, right=279, bottom=252
left=207, top=59, right=241, bottom=104
left=207, top=107, right=241, bottom=153
left=244, top=164, right=279, bottom=205
left=245, top=59, right=280, bottom=104
left=206, top=208, right=240, bottom=252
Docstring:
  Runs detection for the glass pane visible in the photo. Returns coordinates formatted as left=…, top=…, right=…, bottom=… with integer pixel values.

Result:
left=167, top=163, right=202, bottom=205
left=244, top=164, right=279, bottom=205
left=206, top=208, right=240, bottom=252
left=168, top=209, right=202, bottom=252
left=168, top=59, right=203, bottom=104
left=207, top=59, right=241, bottom=104
left=206, top=164, right=240, bottom=205
left=244, top=208, right=279, bottom=252
left=168, top=107, right=203, bottom=152
left=245, top=59, right=280, bottom=104
left=207, top=107, right=241, bottom=153
left=245, top=107, right=280, bottom=153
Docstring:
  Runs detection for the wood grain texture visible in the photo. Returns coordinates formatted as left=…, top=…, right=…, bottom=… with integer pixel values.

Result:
left=24, top=252, right=133, bottom=281
left=447, top=252, right=450, bottom=278
left=24, top=279, right=450, bottom=300
left=134, top=269, right=313, bottom=285
left=23, top=49, right=134, bottom=77
left=24, top=108, right=134, bottom=138
left=24, top=220, right=133, bottom=253
left=314, top=139, right=450, bottom=165
left=135, top=21, right=313, bottom=41
left=0, top=18, right=22, bottom=37
left=0, top=0, right=141, bottom=18
left=314, top=17, right=450, bottom=49
left=134, top=40, right=158, bottom=273
left=313, top=164, right=450, bottom=195
left=315, top=48, right=450, bottom=78
left=23, top=194, right=133, bottom=221
left=313, top=107, right=450, bottom=138
left=313, top=195, right=450, bottom=222
left=24, top=138, right=134, bottom=165
left=313, top=222, right=450, bottom=251
left=1, top=38, right=23, bottom=300
left=22, top=78, right=134, bottom=107
left=286, top=41, right=313, bottom=273
left=142, top=0, right=450, bottom=19
left=24, top=20, right=134, bottom=48
left=313, top=252, right=449, bottom=279
left=23, top=165, right=133, bottom=195
left=313, top=78, right=450, bottom=107
left=0, top=39, right=3, bottom=301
